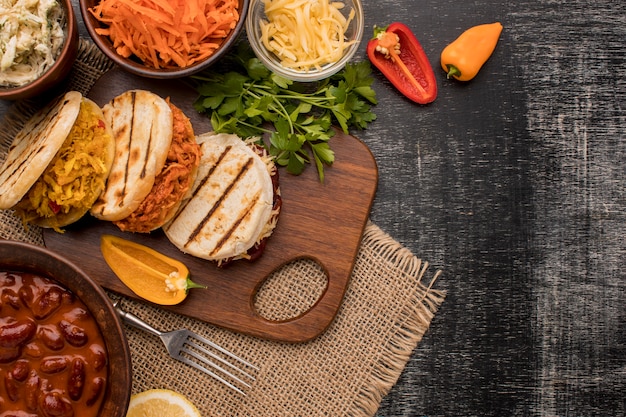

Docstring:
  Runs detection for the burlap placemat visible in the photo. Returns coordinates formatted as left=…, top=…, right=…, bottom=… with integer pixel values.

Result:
left=0, top=39, right=446, bottom=416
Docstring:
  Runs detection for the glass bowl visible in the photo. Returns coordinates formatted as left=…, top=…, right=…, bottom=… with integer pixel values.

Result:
left=246, top=0, right=364, bottom=82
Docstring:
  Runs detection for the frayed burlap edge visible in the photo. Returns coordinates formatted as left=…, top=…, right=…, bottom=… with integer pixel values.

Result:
left=350, top=221, right=445, bottom=417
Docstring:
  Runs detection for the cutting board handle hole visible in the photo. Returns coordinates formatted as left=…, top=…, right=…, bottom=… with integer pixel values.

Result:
left=253, top=257, right=328, bottom=322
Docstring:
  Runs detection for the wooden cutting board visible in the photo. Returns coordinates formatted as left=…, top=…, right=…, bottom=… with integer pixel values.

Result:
left=44, top=68, right=378, bottom=343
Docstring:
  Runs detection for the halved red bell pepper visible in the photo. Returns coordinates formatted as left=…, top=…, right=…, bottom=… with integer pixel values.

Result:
left=367, top=22, right=437, bottom=104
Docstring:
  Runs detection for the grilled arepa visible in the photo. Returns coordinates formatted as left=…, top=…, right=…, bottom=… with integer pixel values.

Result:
left=90, top=90, right=173, bottom=222
left=91, top=90, right=201, bottom=232
left=163, top=132, right=281, bottom=265
left=0, top=91, right=114, bottom=231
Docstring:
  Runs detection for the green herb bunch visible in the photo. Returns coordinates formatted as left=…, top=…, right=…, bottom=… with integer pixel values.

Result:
left=191, top=43, right=377, bottom=181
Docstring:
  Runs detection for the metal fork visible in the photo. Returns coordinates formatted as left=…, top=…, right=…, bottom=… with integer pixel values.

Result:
left=113, top=302, right=257, bottom=395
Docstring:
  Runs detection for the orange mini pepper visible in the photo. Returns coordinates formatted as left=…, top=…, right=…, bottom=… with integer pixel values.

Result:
left=441, top=22, right=503, bottom=81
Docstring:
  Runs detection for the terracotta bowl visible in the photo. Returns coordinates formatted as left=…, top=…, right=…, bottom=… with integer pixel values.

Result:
left=0, top=0, right=79, bottom=101
left=80, top=0, right=249, bottom=79
left=0, top=239, right=132, bottom=416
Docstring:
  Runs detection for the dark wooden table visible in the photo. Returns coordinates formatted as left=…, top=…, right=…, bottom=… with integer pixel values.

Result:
left=2, top=0, right=624, bottom=415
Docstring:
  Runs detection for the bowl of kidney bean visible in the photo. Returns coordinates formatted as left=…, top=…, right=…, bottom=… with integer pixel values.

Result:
left=0, top=239, right=131, bottom=417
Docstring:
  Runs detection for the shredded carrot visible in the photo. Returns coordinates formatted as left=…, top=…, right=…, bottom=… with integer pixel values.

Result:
left=89, top=0, right=240, bottom=69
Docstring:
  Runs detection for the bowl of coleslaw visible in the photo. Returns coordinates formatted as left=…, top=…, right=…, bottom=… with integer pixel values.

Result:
left=0, top=0, right=79, bottom=101
left=246, top=0, right=364, bottom=82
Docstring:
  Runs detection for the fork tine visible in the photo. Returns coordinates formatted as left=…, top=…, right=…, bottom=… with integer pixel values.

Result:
left=182, top=345, right=253, bottom=387
left=188, top=333, right=259, bottom=371
left=178, top=356, right=248, bottom=396
left=183, top=339, right=256, bottom=381
left=180, top=335, right=258, bottom=395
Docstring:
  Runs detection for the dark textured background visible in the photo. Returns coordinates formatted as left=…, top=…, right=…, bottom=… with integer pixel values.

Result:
left=359, top=1, right=625, bottom=416
left=2, top=0, right=624, bottom=415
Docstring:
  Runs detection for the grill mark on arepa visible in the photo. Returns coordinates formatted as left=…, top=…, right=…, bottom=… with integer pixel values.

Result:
left=0, top=96, right=69, bottom=191
left=167, top=145, right=233, bottom=225
left=209, top=191, right=261, bottom=256
left=119, top=91, right=137, bottom=208
left=143, top=100, right=158, bottom=180
left=192, top=145, right=233, bottom=199
left=183, top=154, right=254, bottom=250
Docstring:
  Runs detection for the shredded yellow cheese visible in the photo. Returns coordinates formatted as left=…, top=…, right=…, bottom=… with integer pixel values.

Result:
left=14, top=101, right=111, bottom=231
left=260, top=0, right=356, bottom=72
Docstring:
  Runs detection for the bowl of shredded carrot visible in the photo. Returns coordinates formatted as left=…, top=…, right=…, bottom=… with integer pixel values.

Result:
left=80, top=0, right=249, bottom=79
left=246, top=0, right=364, bottom=82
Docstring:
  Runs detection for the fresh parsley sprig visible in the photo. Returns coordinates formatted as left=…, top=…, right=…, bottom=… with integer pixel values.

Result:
left=191, top=43, right=377, bottom=181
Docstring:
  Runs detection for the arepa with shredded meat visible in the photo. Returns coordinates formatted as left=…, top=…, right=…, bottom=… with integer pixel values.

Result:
left=163, top=132, right=281, bottom=265
left=90, top=89, right=201, bottom=232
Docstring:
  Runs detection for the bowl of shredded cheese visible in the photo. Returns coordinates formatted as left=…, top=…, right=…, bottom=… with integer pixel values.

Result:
left=246, top=0, right=364, bottom=82
left=0, top=0, right=79, bottom=101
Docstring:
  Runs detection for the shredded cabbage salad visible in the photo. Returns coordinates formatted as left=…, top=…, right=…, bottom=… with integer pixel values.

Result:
left=0, top=0, right=65, bottom=87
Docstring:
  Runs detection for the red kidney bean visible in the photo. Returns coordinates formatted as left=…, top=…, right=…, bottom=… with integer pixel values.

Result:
left=67, top=358, right=85, bottom=401
left=40, top=356, right=68, bottom=374
left=85, top=376, right=105, bottom=406
left=25, top=370, right=41, bottom=411
left=22, top=342, right=43, bottom=359
left=0, top=319, right=36, bottom=348
left=0, top=346, right=21, bottom=363
left=0, top=272, right=16, bottom=286
left=88, top=344, right=107, bottom=372
left=10, top=359, right=30, bottom=381
left=1, top=288, right=21, bottom=310
left=39, top=391, right=74, bottom=417
left=17, top=284, right=35, bottom=308
left=58, top=320, right=87, bottom=347
left=32, top=287, right=64, bottom=320
left=39, top=377, right=52, bottom=393
left=4, top=370, right=19, bottom=401
left=38, top=325, right=65, bottom=351
left=62, top=307, right=89, bottom=322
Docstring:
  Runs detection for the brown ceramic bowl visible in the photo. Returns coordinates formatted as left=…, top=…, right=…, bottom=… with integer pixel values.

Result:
left=80, top=0, right=249, bottom=79
left=0, top=239, right=131, bottom=416
left=0, top=0, right=79, bottom=101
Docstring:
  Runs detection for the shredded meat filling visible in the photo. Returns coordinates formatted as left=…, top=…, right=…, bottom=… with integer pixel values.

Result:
left=114, top=103, right=201, bottom=232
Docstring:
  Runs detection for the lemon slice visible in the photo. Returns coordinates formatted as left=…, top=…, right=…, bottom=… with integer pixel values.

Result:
left=126, top=389, right=201, bottom=417
left=100, top=234, right=205, bottom=305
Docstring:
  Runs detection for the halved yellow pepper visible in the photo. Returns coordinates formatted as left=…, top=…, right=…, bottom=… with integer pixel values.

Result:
left=100, top=234, right=205, bottom=305
left=441, top=22, right=503, bottom=81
